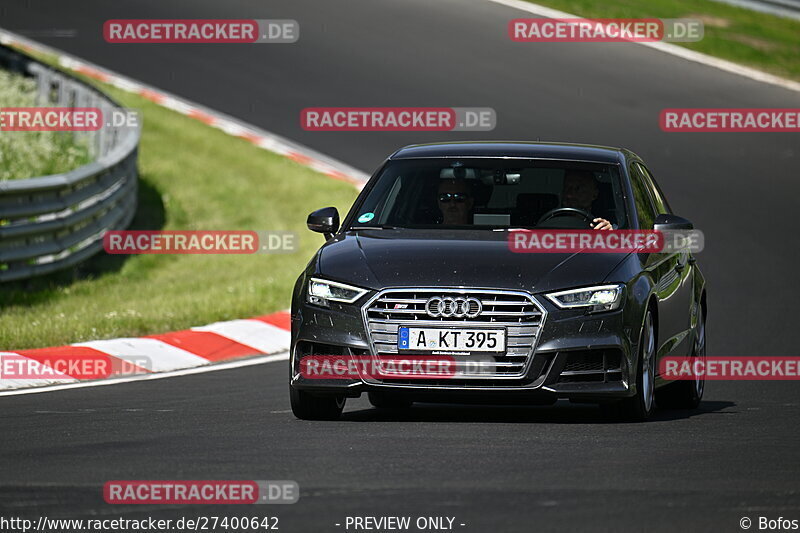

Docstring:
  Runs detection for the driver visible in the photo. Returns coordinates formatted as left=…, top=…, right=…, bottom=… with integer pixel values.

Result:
left=437, top=178, right=474, bottom=225
left=561, top=170, right=613, bottom=230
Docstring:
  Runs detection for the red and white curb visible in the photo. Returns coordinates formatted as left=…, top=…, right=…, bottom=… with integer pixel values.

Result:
left=1, top=311, right=291, bottom=392
left=0, top=28, right=370, bottom=187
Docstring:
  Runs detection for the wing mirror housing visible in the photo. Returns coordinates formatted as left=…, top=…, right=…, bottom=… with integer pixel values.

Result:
left=307, top=207, right=340, bottom=240
left=653, top=213, right=693, bottom=231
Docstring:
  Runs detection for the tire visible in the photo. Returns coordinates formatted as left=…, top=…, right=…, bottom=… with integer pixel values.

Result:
left=368, top=392, right=413, bottom=409
left=290, top=386, right=345, bottom=420
left=603, top=309, right=657, bottom=422
left=656, top=309, right=705, bottom=409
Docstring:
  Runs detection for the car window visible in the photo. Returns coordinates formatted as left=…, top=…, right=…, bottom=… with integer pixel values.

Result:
left=349, top=159, right=628, bottom=230
left=636, top=162, right=671, bottom=215
left=629, top=163, right=657, bottom=229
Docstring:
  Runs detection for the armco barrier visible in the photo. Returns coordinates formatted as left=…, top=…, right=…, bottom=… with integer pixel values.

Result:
left=0, top=44, right=140, bottom=282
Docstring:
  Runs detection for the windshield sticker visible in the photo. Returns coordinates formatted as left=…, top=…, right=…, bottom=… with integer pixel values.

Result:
left=357, top=212, right=375, bottom=223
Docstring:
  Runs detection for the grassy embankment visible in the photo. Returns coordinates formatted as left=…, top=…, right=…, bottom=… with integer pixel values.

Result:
left=0, top=68, right=91, bottom=181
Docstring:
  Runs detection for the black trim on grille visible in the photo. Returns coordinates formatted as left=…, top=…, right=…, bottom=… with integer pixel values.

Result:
left=556, top=349, right=624, bottom=384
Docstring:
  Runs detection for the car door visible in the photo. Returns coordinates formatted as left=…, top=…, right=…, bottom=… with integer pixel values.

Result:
left=628, top=162, right=686, bottom=363
left=637, top=162, right=695, bottom=357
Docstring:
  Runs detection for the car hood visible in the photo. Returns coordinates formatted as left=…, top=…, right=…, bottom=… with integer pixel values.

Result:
left=315, top=230, right=629, bottom=293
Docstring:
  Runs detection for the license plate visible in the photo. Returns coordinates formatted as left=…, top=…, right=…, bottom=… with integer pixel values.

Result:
left=397, top=327, right=506, bottom=353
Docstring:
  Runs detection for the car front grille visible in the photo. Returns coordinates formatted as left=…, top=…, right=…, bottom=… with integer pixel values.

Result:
left=362, top=288, right=546, bottom=381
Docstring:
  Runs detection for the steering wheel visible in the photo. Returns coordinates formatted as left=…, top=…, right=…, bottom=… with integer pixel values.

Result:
left=537, top=207, right=595, bottom=225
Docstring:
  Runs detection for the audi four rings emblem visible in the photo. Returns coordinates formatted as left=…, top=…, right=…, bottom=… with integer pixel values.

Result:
left=425, top=296, right=482, bottom=318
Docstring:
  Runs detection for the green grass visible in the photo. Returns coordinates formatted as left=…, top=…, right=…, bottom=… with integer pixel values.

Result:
left=0, top=77, right=359, bottom=350
left=0, top=69, right=92, bottom=181
left=524, top=0, right=800, bottom=81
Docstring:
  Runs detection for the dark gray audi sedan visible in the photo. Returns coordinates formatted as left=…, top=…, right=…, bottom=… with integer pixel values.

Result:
left=289, top=142, right=706, bottom=421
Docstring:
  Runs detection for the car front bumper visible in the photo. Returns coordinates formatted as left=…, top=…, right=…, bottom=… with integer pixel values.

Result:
left=290, top=289, right=639, bottom=402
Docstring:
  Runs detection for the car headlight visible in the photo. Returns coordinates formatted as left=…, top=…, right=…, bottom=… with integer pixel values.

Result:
left=546, top=284, right=625, bottom=312
left=307, top=278, right=368, bottom=307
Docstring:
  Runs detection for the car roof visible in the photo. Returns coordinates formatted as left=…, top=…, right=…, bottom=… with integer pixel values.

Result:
left=390, top=141, right=628, bottom=164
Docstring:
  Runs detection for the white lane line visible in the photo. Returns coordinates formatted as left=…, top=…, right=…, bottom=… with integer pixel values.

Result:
left=75, top=338, right=210, bottom=372
left=0, top=376, right=77, bottom=391
left=487, top=0, right=800, bottom=94
left=0, top=352, right=289, bottom=397
left=192, top=319, right=290, bottom=355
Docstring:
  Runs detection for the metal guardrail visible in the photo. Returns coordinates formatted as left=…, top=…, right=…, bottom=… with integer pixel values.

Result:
left=0, top=44, right=140, bottom=283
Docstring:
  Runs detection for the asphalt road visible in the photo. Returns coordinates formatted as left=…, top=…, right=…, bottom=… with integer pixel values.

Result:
left=2, top=0, right=800, bottom=530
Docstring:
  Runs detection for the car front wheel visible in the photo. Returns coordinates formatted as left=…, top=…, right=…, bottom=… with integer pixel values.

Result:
left=656, top=309, right=705, bottom=409
left=603, top=309, right=656, bottom=422
left=290, top=386, right=345, bottom=420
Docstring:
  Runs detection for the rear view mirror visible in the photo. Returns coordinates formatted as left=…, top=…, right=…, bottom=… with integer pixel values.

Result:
left=653, top=213, right=693, bottom=231
left=307, top=207, right=340, bottom=240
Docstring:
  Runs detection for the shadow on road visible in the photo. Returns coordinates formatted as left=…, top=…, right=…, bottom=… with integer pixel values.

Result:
left=340, top=399, right=736, bottom=424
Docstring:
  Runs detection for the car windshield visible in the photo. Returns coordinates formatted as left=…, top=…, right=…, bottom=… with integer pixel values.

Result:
left=348, top=158, right=628, bottom=230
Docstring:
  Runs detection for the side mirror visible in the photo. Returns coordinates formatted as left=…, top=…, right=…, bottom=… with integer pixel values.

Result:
left=653, top=213, right=693, bottom=231
left=307, top=207, right=339, bottom=240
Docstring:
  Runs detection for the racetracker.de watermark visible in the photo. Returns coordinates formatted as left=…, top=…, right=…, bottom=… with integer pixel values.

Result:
left=104, top=19, right=298, bottom=43
left=300, top=355, right=464, bottom=380
left=509, top=18, right=703, bottom=43
left=104, top=480, right=298, bottom=504
left=661, top=109, right=800, bottom=132
left=300, top=107, right=496, bottom=131
left=102, top=231, right=297, bottom=254
left=0, top=352, right=151, bottom=380
left=0, top=107, right=140, bottom=131
left=661, top=357, right=800, bottom=380
left=508, top=229, right=704, bottom=253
